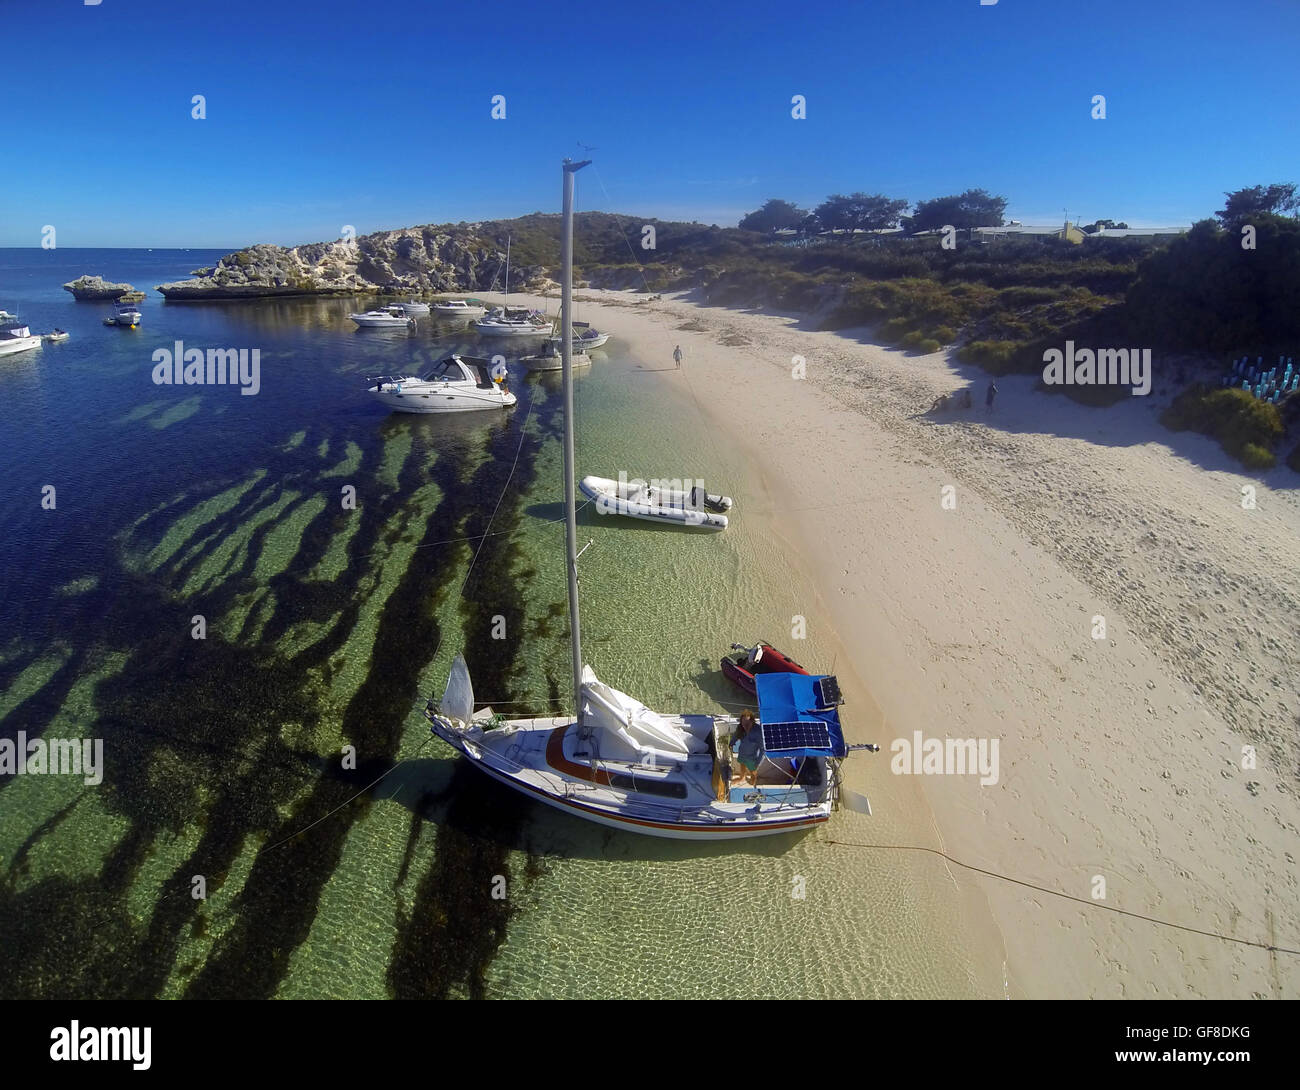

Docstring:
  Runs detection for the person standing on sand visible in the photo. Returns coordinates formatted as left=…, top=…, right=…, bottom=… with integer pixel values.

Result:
left=986, top=381, right=998, bottom=412
left=674, top=345, right=683, bottom=369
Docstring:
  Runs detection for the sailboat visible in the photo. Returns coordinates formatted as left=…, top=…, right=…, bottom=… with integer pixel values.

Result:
left=425, top=160, right=879, bottom=839
left=474, top=236, right=550, bottom=336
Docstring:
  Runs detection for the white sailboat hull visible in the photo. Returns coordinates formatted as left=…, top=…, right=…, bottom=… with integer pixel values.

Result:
left=474, top=321, right=550, bottom=336
left=429, top=713, right=833, bottom=840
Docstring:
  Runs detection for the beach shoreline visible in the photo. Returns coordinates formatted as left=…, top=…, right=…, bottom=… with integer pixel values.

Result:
left=505, top=287, right=1300, bottom=999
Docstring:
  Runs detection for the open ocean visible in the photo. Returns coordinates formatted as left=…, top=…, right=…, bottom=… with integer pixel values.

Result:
left=0, top=248, right=1004, bottom=998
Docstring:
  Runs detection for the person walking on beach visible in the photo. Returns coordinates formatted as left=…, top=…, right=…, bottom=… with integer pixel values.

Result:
left=673, top=344, right=683, bottom=369
left=985, top=381, right=998, bottom=412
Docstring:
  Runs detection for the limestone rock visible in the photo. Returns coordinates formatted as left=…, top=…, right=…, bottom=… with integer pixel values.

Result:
left=63, top=275, right=138, bottom=301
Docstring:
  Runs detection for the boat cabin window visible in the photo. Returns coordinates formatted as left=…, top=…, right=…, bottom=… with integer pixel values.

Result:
left=427, top=357, right=469, bottom=382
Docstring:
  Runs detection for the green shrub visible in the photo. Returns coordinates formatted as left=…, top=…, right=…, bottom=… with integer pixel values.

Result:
left=881, top=317, right=911, bottom=343
left=1239, top=443, right=1277, bottom=470
left=959, top=340, right=1025, bottom=373
left=917, top=338, right=942, bottom=354
left=932, top=326, right=956, bottom=344
left=1161, top=385, right=1283, bottom=468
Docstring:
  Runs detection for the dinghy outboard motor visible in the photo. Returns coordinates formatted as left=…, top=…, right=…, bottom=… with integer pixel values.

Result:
left=690, top=485, right=734, bottom=513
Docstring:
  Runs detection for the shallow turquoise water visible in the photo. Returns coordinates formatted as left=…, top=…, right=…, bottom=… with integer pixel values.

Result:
left=0, top=250, right=1005, bottom=998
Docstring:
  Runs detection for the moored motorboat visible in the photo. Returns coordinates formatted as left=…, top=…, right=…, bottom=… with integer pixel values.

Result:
left=579, top=474, right=732, bottom=530
left=573, top=321, right=609, bottom=350
left=721, top=642, right=811, bottom=695
left=397, top=300, right=430, bottom=316
left=106, top=302, right=142, bottom=327
left=0, top=312, right=42, bottom=357
left=432, top=299, right=487, bottom=317
left=520, top=341, right=589, bottom=371
left=366, top=354, right=516, bottom=413
left=42, top=329, right=70, bottom=343
left=350, top=309, right=415, bottom=329
left=542, top=320, right=608, bottom=356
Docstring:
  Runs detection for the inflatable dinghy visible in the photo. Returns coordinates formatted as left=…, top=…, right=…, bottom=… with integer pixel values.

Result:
left=579, top=475, right=732, bottom=530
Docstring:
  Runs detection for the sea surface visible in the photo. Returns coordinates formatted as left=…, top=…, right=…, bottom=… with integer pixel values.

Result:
left=0, top=248, right=1005, bottom=998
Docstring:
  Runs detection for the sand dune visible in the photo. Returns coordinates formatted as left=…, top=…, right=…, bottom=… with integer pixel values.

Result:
left=511, top=287, right=1300, bottom=999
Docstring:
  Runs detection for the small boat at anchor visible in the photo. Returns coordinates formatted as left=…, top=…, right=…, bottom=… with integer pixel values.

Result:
left=721, top=642, right=811, bottom=696
left=350, top=308, right=415, bottom=329
left=42, top=329, right=70, bottom=343
left=475, top=308, right=551, bottom=336
left=0, top=312, right=42, bottom=357
left=397, top=300, right=430, bottom=316
left=366, top=354, right=516, bottom=414
left=432, top=299, right=487, bottom=317
left=520, top=340, right=589, bottom=371
left=579, top=474, right=732, bottom=530
left=105, top=302, right=142, bottom=327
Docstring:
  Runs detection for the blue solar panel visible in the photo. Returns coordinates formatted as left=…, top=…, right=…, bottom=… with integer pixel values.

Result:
left=814, top=676, right=843, bottom=707
left=762, top=721, right=832, bottom=754
left=754, top=673, right=848, bottom=758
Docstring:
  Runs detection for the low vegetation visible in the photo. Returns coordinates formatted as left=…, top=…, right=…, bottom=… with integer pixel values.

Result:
left=1161, top=385, right=1285, bottom=469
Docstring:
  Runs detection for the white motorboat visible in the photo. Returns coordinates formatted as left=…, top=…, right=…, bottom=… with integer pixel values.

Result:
left=366, top=354, right=517, bottom=413
left=542, top=320, right=608, bottom=356
left=107, top=302, right=142, bottom=327
left=0, top=312, right=42, bottom=357
left=350, top=309, right=415, bottom=329
left=573, top=321, right=609, bottom=351
left=432, top=299, right=487, bottom=317
left=42, top=329, right=70, bottom=343
left=579, top=474, right=732, bottom=530
left=520, top=340, right=589, bottom=371
left=397, top=300, right=430, bottom=316
left=424, top=159, right=879, bottom=841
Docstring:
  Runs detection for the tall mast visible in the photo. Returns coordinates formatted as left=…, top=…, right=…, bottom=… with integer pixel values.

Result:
left=504, top=236, right=511, bottom=308
left=562, top=158, right=590, bottom=720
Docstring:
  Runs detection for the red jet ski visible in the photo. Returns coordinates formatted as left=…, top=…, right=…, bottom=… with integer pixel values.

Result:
left=720, top=641, right=810, bottom=695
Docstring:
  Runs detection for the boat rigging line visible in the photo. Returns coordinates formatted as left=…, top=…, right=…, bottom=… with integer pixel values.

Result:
left=821, top=836, right=1300, bottom=958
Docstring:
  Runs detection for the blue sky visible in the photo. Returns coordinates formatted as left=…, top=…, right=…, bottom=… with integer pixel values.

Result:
left=3, top=0, right=1297, bottom=247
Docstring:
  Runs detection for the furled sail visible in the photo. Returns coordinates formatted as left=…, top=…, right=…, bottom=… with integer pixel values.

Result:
left=441, top=654, right=475, bottom=726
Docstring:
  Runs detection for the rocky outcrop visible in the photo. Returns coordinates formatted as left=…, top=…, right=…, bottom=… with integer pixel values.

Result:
left=154, top=228, right=548, bottom=300
left=63, top=275, right=139, bottom=301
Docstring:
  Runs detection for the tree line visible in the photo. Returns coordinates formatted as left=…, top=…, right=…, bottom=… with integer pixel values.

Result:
left=739, top=183, right=1300, bottom=238
left=738, top=190, right=1010, bottom=235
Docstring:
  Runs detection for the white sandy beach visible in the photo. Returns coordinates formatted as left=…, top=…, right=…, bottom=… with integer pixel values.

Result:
left=508, top=287, right=1300, bottom=999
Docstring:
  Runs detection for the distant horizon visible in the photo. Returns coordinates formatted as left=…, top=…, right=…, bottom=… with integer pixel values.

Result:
left=4, top=0, right=1294, bottom=248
